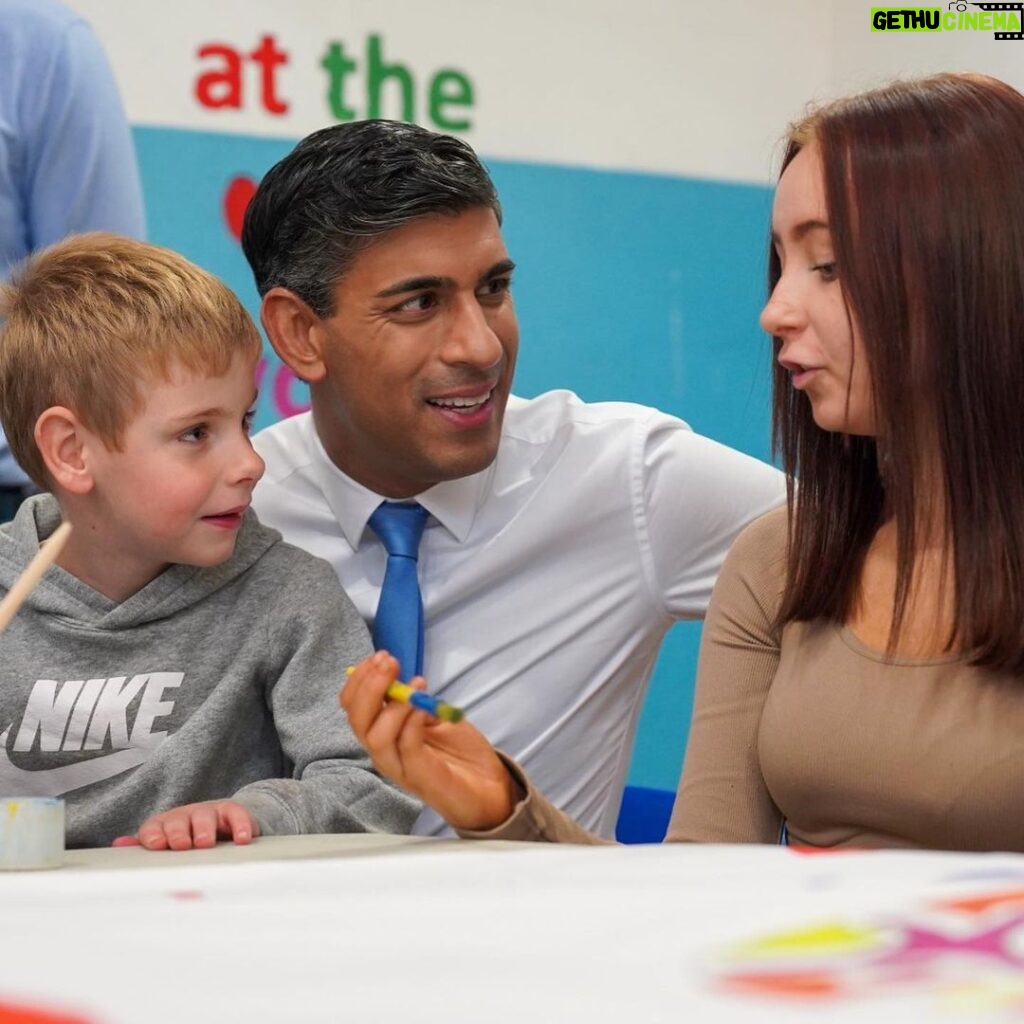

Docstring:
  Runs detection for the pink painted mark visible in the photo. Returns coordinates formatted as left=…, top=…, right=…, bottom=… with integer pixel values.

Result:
left=869, top=914, right=1024, bottom=972
left=272, top=363, right=310, bottom=418
left=253, top=358, right=310, bottom=420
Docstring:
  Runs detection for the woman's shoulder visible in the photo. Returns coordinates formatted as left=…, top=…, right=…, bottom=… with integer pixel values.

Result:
left=728, top=505, right=790, bottom=571
left=711, top=505, right=790, bottom=632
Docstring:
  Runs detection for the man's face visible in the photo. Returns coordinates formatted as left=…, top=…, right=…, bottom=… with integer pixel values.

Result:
left=310, top=207, right=519, bottom=497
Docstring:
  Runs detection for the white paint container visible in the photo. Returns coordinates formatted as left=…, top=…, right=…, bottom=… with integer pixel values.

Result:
left=0, top=797, right=64, bottom=869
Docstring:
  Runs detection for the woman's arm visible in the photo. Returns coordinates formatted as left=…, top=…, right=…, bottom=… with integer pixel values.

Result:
left=667, top=508, right=788, bottom=844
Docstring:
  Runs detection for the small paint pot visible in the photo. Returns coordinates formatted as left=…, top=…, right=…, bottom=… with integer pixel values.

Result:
left=0, top=797, right=64, bottom=870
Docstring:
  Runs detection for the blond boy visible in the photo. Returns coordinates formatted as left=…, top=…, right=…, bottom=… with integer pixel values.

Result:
left=0, top=233, right=418, bottom=849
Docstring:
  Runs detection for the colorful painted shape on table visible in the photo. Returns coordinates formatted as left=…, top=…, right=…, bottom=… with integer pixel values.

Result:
left=713, top=886, right=1024, bottom=1016
left=0, top=999, right=97, bottom=1024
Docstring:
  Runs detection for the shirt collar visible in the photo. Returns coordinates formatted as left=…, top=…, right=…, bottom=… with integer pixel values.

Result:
left=306, top=423, right=493, bottom=549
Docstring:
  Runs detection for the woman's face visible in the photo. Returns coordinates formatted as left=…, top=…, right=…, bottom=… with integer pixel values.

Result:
left=760, top=144, right=876, bottom=437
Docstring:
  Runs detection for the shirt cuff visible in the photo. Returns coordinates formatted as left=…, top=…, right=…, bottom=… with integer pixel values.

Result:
left=454, top=751, right=548, bottom=842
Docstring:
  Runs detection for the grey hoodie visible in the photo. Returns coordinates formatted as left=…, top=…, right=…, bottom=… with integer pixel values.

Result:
left=0, top=496, right=420, bottom=847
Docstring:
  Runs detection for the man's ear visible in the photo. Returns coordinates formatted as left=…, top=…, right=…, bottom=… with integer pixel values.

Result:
left=34, top=407, right=94, bottom=496
left=260, top=287, right=330, bottom=384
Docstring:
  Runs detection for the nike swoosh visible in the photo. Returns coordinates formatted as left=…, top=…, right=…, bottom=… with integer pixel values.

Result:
left=0, top=726, right=162, bottom=798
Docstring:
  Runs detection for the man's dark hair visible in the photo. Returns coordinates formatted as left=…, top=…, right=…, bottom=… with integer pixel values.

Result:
left=241, top=119, right=502, bottom=317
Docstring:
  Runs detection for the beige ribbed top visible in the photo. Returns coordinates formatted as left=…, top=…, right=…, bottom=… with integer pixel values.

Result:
left=466, top=507, right=1024, bottom=851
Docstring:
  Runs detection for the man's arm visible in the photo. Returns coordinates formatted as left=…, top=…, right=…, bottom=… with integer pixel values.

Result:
left=640, top=415, right=785, bottom=619
left=233, top=557, right=421, bottom=836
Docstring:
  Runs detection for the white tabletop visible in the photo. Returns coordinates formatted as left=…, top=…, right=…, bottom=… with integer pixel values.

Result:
left=62, top=832, right=518, bottom=869
left=5, top=837, right=1024, bottom=1023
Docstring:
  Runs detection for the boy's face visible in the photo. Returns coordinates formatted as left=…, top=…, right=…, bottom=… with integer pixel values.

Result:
left=85, top=352, right=264, bottom=577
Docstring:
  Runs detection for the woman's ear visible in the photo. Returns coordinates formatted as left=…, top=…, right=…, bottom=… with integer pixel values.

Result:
left=34, top=407, right=94, bottom=495
left=260, top=287, right=330, bottom=384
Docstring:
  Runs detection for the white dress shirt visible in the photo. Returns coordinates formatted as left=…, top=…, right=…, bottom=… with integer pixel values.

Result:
left=252, top=390, right=785, bottom=837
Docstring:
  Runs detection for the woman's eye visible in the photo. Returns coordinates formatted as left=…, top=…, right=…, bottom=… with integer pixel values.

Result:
left=812, top=261, right=838, bottom=282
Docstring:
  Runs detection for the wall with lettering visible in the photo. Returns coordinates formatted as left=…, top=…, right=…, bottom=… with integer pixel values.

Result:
left=64, top=0, right=1024, bottom=802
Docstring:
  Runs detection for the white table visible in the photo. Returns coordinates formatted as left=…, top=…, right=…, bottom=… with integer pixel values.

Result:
left=4, top=836, right=1024, bottom=1022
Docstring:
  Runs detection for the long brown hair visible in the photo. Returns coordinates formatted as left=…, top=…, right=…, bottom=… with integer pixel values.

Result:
left=771, top=74, right=1024, bottom=672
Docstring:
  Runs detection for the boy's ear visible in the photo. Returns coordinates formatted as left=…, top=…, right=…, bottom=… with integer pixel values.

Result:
left=34, top=407, right=94, bottom=495
left=260, top=287, right=329, bottom=384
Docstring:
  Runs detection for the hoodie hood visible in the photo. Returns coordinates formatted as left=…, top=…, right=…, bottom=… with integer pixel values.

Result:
left=0, top=494, right=280, bottom=629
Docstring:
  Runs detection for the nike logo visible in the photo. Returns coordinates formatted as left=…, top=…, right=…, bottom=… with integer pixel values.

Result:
left=0, top=726, right=162, bottom=797
left=0, top=671, right=182, bottom=797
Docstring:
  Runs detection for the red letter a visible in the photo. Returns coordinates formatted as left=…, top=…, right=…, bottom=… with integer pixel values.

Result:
left=195, top=44, right=243, bottom=109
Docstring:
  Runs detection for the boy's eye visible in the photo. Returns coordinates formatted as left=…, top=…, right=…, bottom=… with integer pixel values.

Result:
left=243, top=408, right=256, bottom=434
left=179, top=424, right=208, bottom=443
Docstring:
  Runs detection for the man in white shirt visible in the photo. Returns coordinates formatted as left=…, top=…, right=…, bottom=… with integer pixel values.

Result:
left=242, top=120, right=784, bottom=838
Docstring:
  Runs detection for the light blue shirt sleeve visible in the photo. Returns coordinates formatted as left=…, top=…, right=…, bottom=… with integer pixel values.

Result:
left=21, top=19, right=145, bottom=249
left=0, top=2, right=145, bottom=486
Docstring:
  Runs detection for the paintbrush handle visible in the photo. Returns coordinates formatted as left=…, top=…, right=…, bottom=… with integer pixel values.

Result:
left=0, top=521, right=71, bottom=634
left=344, top=666, right=465, bottom=723
left=386, top=681, right=465, bottom=723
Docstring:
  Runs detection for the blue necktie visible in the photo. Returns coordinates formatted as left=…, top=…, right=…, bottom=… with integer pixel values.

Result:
left=367, top=501, right=430, bottom=681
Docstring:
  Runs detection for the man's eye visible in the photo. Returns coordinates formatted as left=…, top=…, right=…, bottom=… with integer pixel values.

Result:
left=395, top=293, right=437, bottom=314
left=812, top=262, right=838, bottom=282
left=478, top=276, right=512, bottom=301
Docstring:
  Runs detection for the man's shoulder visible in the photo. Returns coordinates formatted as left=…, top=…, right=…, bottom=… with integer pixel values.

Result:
left=250, top=414, right=341, bottom=538
left=252, top=412, right=312, bottom=478
left=502, top=390, right=688, bottom=444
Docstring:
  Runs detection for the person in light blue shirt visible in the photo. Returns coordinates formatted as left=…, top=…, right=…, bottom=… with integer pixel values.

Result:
left=0, top=0, right=145, bottom=515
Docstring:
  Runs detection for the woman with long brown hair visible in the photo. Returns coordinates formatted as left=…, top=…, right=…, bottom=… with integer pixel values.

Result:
left=341, top=73, right=1024, bottom=851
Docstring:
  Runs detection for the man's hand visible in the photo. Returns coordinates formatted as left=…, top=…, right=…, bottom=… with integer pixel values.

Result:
left=341, top=651, right=519, bottom=832
left=112, top=801, right=259, bottom=851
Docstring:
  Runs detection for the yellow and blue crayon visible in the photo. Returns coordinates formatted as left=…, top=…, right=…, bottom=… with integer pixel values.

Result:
left=345, top=667, right=464, bottom=724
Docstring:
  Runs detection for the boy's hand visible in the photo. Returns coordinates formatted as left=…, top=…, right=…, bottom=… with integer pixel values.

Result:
left=341, top=651, right=519, bottom=832
left=112, top=801, right=259, bottom=851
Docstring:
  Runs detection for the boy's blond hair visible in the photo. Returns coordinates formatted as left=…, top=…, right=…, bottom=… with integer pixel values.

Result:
left=0, top=232, right=262, bottom=487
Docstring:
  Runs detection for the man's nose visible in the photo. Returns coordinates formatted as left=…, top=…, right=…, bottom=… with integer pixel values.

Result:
left=442, top=295, right=505, bottom=369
